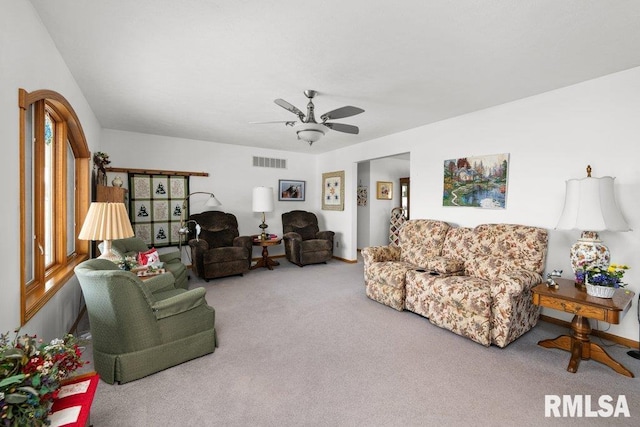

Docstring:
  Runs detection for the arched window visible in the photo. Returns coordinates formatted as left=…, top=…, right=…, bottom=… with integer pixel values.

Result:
left=19, top=89, right=91, bottom=324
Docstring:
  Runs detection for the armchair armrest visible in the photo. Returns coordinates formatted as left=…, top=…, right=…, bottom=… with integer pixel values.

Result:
left=188, top=238, right=210, bottom=252
left=316, top=230, right=335, bottom=241
left=490, top=269, right=545, bottom=297
left=152, top=287, right=208, bottom=319
left=234, top=235, right=253, bottom=248
left=142, top=272, right=176, bottom=294
left=159, top=250, right=182, bottom=264
left=283, top=232, right=302, bottom=241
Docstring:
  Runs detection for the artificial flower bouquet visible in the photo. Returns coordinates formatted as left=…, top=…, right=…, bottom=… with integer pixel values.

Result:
left=575, top=262, right=629, bottom=288
left=1, top=331, right=87, bottom=426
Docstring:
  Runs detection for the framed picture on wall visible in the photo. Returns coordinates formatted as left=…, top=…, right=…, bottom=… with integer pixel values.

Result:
left=376, top=181, right=393, bottom=200
left=278, top=180, right=305, bottom=201
left=322, top=170, right=345, bottom=211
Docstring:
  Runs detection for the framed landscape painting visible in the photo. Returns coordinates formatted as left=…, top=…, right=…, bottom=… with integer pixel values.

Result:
left=442, top=153, right=509, bottom=209
left=322, top=170, right=345, bottom=211
left=278, top=180, right=305, bottom=201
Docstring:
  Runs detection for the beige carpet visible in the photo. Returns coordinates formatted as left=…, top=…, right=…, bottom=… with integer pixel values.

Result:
left=79, top=258, right=640, bottom=426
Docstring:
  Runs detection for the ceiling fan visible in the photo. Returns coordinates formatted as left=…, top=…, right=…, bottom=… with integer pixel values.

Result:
left=252, top=90, right=364, bottom=145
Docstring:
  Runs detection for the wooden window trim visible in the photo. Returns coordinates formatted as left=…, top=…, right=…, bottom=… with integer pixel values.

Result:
left=19, top=88, right=91, bottom=325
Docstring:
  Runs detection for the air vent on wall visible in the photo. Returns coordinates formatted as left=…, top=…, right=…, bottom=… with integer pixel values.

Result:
left=253, top=156, right=287, bottom=169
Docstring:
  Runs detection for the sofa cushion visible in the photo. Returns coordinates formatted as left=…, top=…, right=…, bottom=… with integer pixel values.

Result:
left=465, top=255, right=517, bottom=281
left=467, top=224, right=548, bottom=273
left=441, top=227, right=473, bottom=262
left=398, top=220, right=450, bottom=266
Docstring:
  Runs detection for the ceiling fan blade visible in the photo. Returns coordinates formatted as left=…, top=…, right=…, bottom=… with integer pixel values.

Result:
left=250, top=120, right=296, bottom=126
left=274, top=99, right=305, bottom=118
left=320, top=106, right=364, bottom=122
left=324, top=122, right=359, bottom=135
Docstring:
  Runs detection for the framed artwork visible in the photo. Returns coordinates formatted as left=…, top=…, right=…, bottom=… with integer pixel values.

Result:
left=376, top=181, right=393, bottom=200
left=357, top=185, right=368, bottom=207
left=322, top=170, right=345, bottom=211
left=442, top=153, right=509, bottom=208
left=128, top=173, right=189, bottom=247
left=278, top=180, right=305, bottom=201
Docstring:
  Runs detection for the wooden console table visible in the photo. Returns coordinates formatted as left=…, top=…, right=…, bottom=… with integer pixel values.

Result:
left=532, top=278, right=635, bottom=377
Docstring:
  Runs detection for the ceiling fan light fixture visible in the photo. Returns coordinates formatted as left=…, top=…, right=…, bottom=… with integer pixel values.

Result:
left=294, top=122, right=326, bottom=145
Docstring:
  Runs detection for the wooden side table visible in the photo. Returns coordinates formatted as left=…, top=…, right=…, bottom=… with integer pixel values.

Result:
left=251, top=236, right=282, bottom=270
left=532, top=278, right=635, bottom=377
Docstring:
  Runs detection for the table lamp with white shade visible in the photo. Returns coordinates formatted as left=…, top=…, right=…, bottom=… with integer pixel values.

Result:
left=555, top=165, right=630, bottom=274
left=78, top=202, right=135, bottom=262
left=252, top=186, right=274, bottom=240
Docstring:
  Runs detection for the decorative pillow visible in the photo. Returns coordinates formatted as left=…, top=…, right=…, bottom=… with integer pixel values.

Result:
left=137, top=248, right=160, bottom=266
left=292, top=225, right=316, bottom=241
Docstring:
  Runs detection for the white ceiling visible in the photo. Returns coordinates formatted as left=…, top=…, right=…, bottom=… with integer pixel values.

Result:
left=29, top=0, right=640, bottom=154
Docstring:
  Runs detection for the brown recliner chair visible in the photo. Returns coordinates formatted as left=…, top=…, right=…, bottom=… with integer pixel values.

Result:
left=188, top=211, right=252, bottom=281
left=282, top=210, right=335, bottom=267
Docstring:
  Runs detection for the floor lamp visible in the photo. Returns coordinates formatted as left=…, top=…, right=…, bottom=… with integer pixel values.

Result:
left=177, top=191, right=221, bottom=259
left=78, top=202, right=134, bottom=262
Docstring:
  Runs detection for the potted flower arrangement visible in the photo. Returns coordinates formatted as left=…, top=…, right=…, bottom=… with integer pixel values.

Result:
left=575, top=262, right=629, bottom=298
left=1, top=330, right=87, bottom=426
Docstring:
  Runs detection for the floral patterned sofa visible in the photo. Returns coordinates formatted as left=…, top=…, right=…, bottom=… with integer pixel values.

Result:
left=362, top=220, right=548, bottom=347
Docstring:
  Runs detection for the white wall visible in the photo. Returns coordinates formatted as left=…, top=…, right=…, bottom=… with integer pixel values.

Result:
left=356, top=162, right=370, bottom=249
left=319, top=66, right=640, bottom=342
left=0, top=0, right=102, bottom=338
left=100, top=129, right=319, bottom=260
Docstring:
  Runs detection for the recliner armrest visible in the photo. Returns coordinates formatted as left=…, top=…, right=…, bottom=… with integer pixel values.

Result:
left=316, top=230, right=335, bottom=241
left=152, top=287, right=208, bottom=319
left=283, top=232, right=302, bottom=241
left=188, top=239, right=210, bottom=252
left=234, top=235, right=253, bottom=247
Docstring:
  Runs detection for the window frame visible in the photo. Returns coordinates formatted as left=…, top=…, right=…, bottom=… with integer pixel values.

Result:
left=19, top=88, right=91, bottom=325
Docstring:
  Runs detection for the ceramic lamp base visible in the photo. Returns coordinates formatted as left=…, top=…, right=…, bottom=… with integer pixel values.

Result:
left=570, top=231, right=610, bottom=272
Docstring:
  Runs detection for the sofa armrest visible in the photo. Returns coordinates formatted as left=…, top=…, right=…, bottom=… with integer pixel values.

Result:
left=152, top=287, right=207, bottom=319
left=361, top=245, right=401, bottom=267
left=142, top=272, right=176, bottom=294
left=490, top=269, right=544, bottom=297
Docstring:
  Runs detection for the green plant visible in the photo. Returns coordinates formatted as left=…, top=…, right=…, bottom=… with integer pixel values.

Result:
left=1, top=331, right=86, bottom=426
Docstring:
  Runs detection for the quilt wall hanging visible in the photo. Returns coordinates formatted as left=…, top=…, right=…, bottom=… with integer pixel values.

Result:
left=128, top=173, right=189, bottom=247
left=442, top=153, right=509, bottom=209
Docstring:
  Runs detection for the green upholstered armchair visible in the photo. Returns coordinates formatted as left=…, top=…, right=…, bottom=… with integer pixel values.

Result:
left=74, top=259, right=217, bottom=384
left=100, top=236, right=188, bottom=289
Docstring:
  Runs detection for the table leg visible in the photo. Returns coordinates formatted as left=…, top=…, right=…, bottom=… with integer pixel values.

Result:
left=251, top=245, right=280, bottom=270
left=537, top=315, right=634, bottom=377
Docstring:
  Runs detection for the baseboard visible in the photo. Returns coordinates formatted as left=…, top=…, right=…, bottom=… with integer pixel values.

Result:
left=539, top=314, right=639, bottom=349
left=332, top=256, right=357, bottom=264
